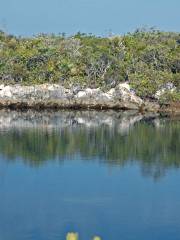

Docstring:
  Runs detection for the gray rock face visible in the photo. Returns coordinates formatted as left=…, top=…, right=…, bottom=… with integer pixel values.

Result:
left=0, top=83, right=159, bottom=111
left=154, top=82, right=176, bottom=100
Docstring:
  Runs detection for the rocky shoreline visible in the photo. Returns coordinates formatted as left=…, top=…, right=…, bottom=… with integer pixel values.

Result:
left=0, top=83, right=179, bottom=113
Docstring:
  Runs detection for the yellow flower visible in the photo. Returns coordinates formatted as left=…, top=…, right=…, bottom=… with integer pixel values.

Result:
left=66, top=232, right=79, bottom=240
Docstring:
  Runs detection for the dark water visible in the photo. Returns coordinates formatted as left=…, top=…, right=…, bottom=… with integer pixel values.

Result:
left=0, top=110, right=180, bottom=240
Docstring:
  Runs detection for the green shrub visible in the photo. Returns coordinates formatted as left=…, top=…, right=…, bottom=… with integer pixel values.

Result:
left=159, top=90, right=180, bottom=103
left=0, top=28, right=179, bottom=101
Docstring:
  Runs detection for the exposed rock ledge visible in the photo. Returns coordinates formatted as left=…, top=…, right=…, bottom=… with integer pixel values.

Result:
left=0, top=83, right=160, bottom=112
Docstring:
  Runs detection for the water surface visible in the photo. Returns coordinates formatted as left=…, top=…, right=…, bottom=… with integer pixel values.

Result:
left=0, top=110, right=179, bottom=240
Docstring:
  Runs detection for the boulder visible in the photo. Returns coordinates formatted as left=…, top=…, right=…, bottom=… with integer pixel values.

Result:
left=155, top=83, right=176, bottom=100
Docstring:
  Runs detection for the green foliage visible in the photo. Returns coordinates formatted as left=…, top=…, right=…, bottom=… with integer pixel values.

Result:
left=0, top=28, right=179, bottom=99
left=159, top=90, right=180, bottom=103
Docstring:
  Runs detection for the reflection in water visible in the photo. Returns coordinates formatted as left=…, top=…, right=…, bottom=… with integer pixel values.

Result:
left=0, top=110, right=179, bottom=179
left=0, top=110, right=180, bottom=240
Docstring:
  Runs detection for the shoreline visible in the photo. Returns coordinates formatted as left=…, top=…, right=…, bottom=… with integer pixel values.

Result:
left=0, top=83, right=179, bottom=114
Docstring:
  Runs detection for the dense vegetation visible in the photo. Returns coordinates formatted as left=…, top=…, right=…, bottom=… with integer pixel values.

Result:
left=0, top=28, right=180, bottom=100
left=0, top=117, right=179, bottom=179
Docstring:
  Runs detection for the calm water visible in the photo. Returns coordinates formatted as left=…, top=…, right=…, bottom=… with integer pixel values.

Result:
left=0, top=110, right=180, bottom=240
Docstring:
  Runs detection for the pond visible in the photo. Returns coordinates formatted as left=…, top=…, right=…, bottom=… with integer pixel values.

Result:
left=0, top=110, right=179, bottom=240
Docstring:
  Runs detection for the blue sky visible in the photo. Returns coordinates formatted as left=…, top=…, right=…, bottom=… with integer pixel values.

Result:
left=0, top=0, right=180, bottom=36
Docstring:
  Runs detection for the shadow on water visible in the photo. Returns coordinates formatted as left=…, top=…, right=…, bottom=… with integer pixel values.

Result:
left=0, top=109, right=179, bottom=180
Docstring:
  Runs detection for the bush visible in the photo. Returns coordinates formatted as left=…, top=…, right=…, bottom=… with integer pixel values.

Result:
left=0, top=29, right=179, bottom=100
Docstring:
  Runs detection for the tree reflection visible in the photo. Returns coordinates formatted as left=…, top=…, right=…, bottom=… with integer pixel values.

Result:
left=0, top=110, right=179, bottom=179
